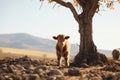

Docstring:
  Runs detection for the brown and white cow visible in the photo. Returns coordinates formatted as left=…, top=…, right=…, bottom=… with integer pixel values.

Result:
left=112, top=48, right=120, bottom=60
left=53, top=34, right=70, bottom=67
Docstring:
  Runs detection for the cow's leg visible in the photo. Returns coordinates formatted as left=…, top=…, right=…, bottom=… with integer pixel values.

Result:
left=64, top=56, right=69, bottom=67
left=57, top=54, right=61, bottom=66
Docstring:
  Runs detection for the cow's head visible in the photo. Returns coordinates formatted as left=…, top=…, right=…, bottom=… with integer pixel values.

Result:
left=53, top=34, right=70, bottom=46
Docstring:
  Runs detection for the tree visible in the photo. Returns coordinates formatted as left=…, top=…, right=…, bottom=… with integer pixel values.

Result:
left=40, top=0, right=120, bottom=66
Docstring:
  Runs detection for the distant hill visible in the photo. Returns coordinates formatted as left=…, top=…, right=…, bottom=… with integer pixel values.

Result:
left=0, top=33, right=112, bottom=56
left=0, top=33, right=56, bottom=52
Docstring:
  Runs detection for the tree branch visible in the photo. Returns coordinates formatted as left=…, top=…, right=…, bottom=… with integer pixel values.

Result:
left=89, top=0, right=99, bottom=17
left=52, top=0, right=80, bottom=23
left=78, top=0, right=99, bottom=17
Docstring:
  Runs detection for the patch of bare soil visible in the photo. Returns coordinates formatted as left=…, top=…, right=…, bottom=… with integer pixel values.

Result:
left=0, top=56, right=120, bottom=80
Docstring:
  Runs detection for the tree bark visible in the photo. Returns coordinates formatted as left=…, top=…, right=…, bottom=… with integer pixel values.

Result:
left=74, top=13, right=97, bottom=66
left=68, top=0, right=108, bottom=67
left=73, top=12, right=108, bottom=66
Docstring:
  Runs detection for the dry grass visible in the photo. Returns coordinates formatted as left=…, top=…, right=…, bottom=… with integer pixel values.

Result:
left=0, top=47, right=56, bottom=59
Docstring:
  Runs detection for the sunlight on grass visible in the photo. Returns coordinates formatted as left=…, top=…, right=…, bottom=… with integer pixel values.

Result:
left=0, top=47, right=56, bottom=59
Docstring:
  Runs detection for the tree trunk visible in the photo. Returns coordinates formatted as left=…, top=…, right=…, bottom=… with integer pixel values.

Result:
left=73, top=12, right=108, bottom=67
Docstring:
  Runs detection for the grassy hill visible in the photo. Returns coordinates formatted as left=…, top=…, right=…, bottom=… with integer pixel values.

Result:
left=0, top=33, right=55, bottom=52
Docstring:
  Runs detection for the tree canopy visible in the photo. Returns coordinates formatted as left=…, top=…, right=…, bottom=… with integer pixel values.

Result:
left=40, top=0, right=120, bottom=23
left=41, top=0, right=120, bottom=10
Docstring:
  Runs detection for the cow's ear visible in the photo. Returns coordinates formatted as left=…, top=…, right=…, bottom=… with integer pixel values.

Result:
left=53, top=36, right=58, bottom=40
left=65, top=36, right=70, bottom=39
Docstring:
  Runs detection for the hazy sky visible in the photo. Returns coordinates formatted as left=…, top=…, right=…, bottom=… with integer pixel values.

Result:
left=0, top=0, right=120, bottom=50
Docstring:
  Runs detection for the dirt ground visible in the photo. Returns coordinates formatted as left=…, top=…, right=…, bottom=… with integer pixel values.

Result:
left=0, top=55, right=120, bottom=80
left=0, top=48, right=120, bottom=80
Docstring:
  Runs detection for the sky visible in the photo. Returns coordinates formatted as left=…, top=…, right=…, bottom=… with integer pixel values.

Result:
left=0, top=0, right=120, bottom=50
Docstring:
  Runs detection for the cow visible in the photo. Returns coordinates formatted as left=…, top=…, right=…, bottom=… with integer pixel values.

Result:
left=112, top=48, right=120, bottom=60
left=53, top=34, right=70, bottom=67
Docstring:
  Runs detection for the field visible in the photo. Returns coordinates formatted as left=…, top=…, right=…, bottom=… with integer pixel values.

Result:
left=0, top=47, right=120, bottom=80
left=0, top=47, right=56, bottom=59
